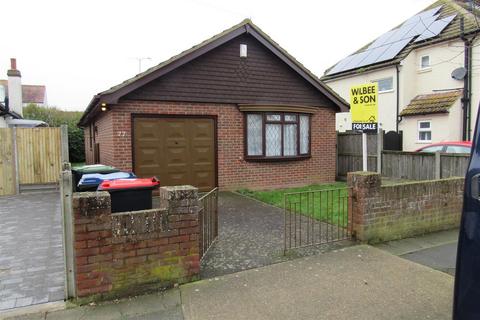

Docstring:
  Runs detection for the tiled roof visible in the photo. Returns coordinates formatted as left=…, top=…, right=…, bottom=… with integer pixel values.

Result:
left=79, top=19, right=349, bottom=126
left=399, top=89, right=462, bottom=116
left=322, top=0, right=480, bottom=80
left=0, top=80, right=46, bottom=104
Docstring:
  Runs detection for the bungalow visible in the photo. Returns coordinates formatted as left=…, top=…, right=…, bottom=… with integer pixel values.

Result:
left=78, top=19, right=348, bottom=191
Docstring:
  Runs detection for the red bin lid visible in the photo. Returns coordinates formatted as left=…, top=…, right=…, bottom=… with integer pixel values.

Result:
left=98, top=177, right=159, bottom=191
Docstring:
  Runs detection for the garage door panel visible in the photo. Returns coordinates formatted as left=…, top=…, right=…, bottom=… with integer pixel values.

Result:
left=134, top=117, right=215, bottom=191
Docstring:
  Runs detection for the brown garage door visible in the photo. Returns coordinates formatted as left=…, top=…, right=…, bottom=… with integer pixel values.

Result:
left=133, top=117, right=216, bottom=191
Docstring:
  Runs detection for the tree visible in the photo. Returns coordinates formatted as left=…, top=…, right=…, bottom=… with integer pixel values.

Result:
left=23, top=104, right=85, bottom=163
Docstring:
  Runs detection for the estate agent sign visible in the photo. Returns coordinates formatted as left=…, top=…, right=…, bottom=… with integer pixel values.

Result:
left=350, top=83, right=378, bottom=132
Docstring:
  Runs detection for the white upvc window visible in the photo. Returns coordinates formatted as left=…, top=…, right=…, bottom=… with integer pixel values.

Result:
left=420, top=55, right=430, bottom=69
left=418, top=120, right=432, bottom=142
left=373, top=77, right=393, bottom=93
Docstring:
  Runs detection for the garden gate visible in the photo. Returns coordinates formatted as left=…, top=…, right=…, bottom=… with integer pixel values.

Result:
left=199, top=187, right=219, bottom=260
left=284, top=187, right=352, bottom=253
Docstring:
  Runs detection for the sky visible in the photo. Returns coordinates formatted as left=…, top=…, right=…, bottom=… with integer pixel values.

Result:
left=1, top=0, right=433, bottom=111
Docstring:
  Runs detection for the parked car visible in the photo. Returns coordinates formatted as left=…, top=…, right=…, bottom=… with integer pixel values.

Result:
left=453, top=126, right=480, bottom=318
left=415, top=141, right=472, bottom=154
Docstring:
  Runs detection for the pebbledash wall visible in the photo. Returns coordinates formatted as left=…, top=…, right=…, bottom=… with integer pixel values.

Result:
left=72, top=185, right=200, bottom=300
left=348, top=172, right=464, bottom=243
left=85, top=100, right=337, bottom=190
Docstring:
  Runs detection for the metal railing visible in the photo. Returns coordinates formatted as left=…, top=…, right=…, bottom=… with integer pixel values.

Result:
left=284, top=187, right=352, bottom=254
left=199, top=188, right=218, bottom=260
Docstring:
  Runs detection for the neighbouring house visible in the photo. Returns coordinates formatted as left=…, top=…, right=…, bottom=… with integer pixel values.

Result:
left=78, top=19, right=348, bottom=191
left=0, top=58, right=47, bottom=128
left=322, top=0, right=480, bottom=151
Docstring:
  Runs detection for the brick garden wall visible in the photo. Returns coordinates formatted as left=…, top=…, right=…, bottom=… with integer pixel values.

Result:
left=84, top=100, right=337, bottom=190
left=348, top=172, right=464, bottom=243
left=72, top=186, right=200, bottom=300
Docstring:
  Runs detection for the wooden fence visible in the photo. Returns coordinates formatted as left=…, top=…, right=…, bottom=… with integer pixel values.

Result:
left=337, top=132, right=470, bottom=180
left=0, top=126, right=66, bottom=196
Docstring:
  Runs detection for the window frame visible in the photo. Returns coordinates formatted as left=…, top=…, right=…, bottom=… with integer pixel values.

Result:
left=244, top=112, right=311, bottom=161
left=372, top=77, right=394, bottom=93
left=417, top=120, right=432, bottom=143
left=420, top=55, right=431, bottom=70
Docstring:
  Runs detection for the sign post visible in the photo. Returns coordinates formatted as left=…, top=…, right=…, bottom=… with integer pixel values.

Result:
left=350, top=83, right=379, bottom=172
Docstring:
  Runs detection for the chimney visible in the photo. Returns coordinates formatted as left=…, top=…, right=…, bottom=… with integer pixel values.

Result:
left=7, top=58, right=23, bottom=116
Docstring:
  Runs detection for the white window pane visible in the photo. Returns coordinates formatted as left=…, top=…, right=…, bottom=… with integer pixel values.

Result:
left=247, top=114, right=263, bottom=156
left=266, top=124, right=281, bottom=156
left=267, top=114, right=281, bottom=121
left=300, top=115, right=309, bottom=154
left=421, top=56, right=430, bottom=68
left=419, top=131, right=431, bottom=141
left=284, top=124, right=297, bottom=156
left=419, top=121, right=430, bottom=129
left=377, top=77, right=393, bottom=92
left=285, top=114, right=297, bottom=122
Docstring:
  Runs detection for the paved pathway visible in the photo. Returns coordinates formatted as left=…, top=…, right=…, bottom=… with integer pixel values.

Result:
left=375, top=229, right=459, bottom=276
left=200, top=192, right=351, bottom=278
left=7, top=245, right=454, bottom=320
left=0, top=192, right=65, bottom=312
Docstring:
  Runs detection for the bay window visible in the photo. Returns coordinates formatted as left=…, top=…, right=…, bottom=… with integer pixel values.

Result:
left=245, top=112, right=311, bottom=160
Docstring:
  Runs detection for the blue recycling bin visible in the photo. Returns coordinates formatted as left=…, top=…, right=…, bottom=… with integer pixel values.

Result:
left=77, top=172, right=136, bottom=191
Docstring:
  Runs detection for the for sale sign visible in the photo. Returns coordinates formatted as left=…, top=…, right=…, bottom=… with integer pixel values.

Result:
left=350, top=83, right=378, bottom=132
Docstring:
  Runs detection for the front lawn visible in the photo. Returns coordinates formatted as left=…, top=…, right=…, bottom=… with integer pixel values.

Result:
left=237, top=182, right=349, bottom=226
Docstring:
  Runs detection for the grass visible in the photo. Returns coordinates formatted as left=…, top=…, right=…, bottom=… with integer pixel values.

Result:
left=237, top=182, right=349, bottom=227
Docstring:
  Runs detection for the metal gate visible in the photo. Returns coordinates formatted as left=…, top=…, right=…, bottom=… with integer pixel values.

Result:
left=284, top=187, right=352, bottom=254
left=199, top=187, right=219, bottom=260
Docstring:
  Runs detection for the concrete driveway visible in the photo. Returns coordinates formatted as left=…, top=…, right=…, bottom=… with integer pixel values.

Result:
left=0, top=192, right=65, bottom=312
left=201, top=192, right=352, bottom=278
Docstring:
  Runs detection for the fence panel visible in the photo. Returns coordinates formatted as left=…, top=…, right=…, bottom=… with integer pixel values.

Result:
left=16, top=127, right=62, bottom=185
left=382, top=151, right=436, bottom=180
left=337, top=132, right=377, bottom=177
left=0, top=129, right=16, bottom=196
left=441, top=153, right=469, bottom=178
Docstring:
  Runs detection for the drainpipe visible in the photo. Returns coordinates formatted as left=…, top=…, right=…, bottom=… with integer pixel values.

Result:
left=461, top=17, right=474, bottom=141
left=396, top=64, right=401, bottom=133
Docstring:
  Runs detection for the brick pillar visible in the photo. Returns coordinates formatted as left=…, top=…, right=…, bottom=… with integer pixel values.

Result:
left=160, top=185, right=201, bottom=277
left=347, top=172, right=381, bottom=241
left=72, top=191, right=113, bottom=298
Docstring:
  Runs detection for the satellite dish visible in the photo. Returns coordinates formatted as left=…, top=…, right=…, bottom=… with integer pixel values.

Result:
left=452, top=67, right=467, bottom=80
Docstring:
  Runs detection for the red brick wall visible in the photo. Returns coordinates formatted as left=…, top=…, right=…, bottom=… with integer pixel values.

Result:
left=88, top=100, right=336, bottom=190
left=84, top=111, right=114, bottom=165
left=72, top=186, right=200, bottom=300
left=348, top=172, right=464, bottom=243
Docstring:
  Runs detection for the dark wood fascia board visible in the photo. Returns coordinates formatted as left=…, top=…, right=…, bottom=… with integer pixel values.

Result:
left=244, top=25, right=348, bottom=112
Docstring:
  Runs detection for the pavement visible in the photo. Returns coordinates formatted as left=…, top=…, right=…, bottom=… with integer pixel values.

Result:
left=6, top=245, right=455, bottom=320
left=0, top=192, right=65, bottom=312
left=201, top=192, right=351, bottom=278
left=375, top=229, right=459, bottom=276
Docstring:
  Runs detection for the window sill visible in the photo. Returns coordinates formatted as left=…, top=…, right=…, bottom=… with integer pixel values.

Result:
left=417, top=67, right=432, bottom=74
left=416, top=140, right=432, bottom=144
left=379, top=89, right=394, bottom=94
left=245, top=155, right=311, bottom=162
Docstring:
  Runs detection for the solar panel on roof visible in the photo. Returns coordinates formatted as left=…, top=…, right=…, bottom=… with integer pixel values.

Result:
left=377, top=38, right=413, bottom=61
left=403, top=5, right=442, bottom=25
left=325, top=5, right=457, bottom=76
left=414, top=14, right=456, bottom=42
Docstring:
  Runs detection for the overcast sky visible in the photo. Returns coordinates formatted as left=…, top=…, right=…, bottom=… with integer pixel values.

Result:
left=1, top=0, right=432, bottom=111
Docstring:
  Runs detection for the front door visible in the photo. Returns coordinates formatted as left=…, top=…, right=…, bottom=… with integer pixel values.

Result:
left=133, top=116, right=216, bottom=191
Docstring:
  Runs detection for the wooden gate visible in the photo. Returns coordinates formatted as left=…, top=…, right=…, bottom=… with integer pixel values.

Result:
left=0, top=126, right=64, bottom=196
left=199, top=188, right=219, bottom=260
left=0, top=129, right=16, bottom=196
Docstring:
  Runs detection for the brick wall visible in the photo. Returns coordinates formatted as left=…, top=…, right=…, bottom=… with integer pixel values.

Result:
left=84, top=100, right=337, bottom=190
left=72, top=186, right=200, bottom=300
left=84, top=110, right=114, bottom=165
left=348, top=172, right=464, bottom=243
